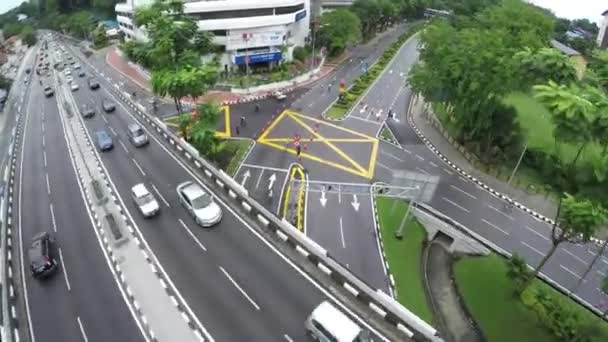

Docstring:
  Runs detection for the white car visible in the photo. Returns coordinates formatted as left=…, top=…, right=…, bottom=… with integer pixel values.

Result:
left=131, top=184, right=160, bottom=218
left=64, top=69, right=71, bottom=76
left=74, top=64, right=81, bottom=69
left=273, top=91, right=287, bottom=100
left=66, top=75, right=73, bottom=83
left=70, top=83, right=79, bottom=91
left=176, top=181, right=222, bottom=227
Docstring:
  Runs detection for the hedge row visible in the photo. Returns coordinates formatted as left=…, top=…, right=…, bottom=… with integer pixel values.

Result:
left=326, top=22, right=425, bottom=119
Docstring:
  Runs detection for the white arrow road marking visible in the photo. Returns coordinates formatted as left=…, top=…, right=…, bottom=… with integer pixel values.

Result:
left=241, top=169, right=251, bottom=187
left=351, top=194, right=360, bottom=212
left=268, top=173, right=277, bottom=190
left=320, top=187, right=327, bottom=207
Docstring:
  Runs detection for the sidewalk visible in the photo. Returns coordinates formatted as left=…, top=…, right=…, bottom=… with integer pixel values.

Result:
left=105, top=47, right=335, bottom=106
left=409, top=95, right=560, bottom=220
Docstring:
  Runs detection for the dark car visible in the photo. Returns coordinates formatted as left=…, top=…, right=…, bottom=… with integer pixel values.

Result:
left=102, top=99, right=115, bottom=113
left=43, top=85, right=54, bottom=98
left=81, top=104, right=95, bottom=118
left=25, top=67, right=31, bottom=74
left=78, top=70, right=85, bottom=77
left=88, top=78, right=100, bottom=90
left=96, top=130, right=113, bottom=151
left=29, top=232, right=58, bottom=279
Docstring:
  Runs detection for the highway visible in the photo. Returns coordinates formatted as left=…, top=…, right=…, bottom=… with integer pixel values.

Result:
left=57, top=38, right=391, bottom=342
left=13, top=44, right=145, bottom=342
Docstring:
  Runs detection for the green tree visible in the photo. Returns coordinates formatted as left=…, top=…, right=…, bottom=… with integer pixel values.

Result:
left=517, top=193, right=606, bottom=294
left=317, top=9, right=362, bottom=56
left=129, top=0, right=218, bottom=114
left=92, top=25, right=108, bottom=48
left=2, top=22, right=25, bottom=38
left=506, top=254, right=530, bottom=292
left=534, top=81, right=599, bottom=178
left=514, top=47, right=577, bottom=87
left=352, top=0, right=383, bottom=38
left=20, top=25, right=37, bottom=47
left=65, top=11, right=95, bottom=39
left=588, top=49, right=608, bottom=93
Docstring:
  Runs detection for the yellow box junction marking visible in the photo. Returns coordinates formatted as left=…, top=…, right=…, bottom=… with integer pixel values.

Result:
left=163, top=106, right=231, bottom=138
left=282, top=165, right=306, bottom=231
left=258, top=110, right=379, bottom=179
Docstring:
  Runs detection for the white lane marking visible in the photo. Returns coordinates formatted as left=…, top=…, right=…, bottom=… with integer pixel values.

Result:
left=429, top=161, right=438, bottom=167
left=151, top=184, right=170, bottom=208
left=119, top=140, right=128, bottom=153
left=441, top=197, right=470, bottom=213
left=108, top=126, right=117, bottom=136
left=45, top=173, right=51, bottom=195
left=415, top=154, right=424, bottom=161
left=449, top=185, right=477, bottom=199
left=219, top=266, right=260, bottom=311
left=481, top=218, right=509, bottom=235
left=380, top=150, right=403, bottom=162
left=50, top=203, right=57, bottom=232
left=43, top=151, right=47, bottom=167
left=523, top=225, right=550, bottom=242
left=443, top=168, right=453, bottom=175
left=101, top=115, right=108, bottom=123
left=58, top=248, right=71, bottom=291
left=376, top=161, right=391, bottom=171
left=603, top=258, right=608, bottom=266
left=415, top=167, right=430, bottom=175
left=339, top=217, right=346, bottom=248
left=178, top=219, right=206, bottom=252
left=76, top=316, right=88, bottom=342
left=94, top=71, right=386, bottom=341
left=284, top=334, right=294, bottom=342
left=349, top=115, right=382, bottom=125
left=402, top=148, right=412, bottom=154
left=487, top=204, right=514, bottom=221
left=597, top=269, right=606, bottom=277
left=560, top=264, right=583, bottom=279
left=521, top=241, right=543, bottom=256
left=241, top=163, right=290, bottom=173
left=131, top=158, right=146, bottom=176
left=562, top=249, right=588, bottom=266
left=459, top=176, right=469, bottom=183
left=42, top=135, right=45, bottom=148
left=255, top=168, right=264, bottom=190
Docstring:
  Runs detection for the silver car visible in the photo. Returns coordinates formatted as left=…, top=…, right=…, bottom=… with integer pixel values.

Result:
left=131, top=183, right=159, bottom=218
left=176, top=181, right=222, bottom=227
left=127, top=123, right=148, bottom=147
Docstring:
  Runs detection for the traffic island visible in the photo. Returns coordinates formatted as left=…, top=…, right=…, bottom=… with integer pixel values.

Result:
left=280, top=164, right=306, bottom=231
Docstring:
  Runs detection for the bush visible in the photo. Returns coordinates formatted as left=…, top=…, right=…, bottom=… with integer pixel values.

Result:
left=292, top=46, right=309, bottom=63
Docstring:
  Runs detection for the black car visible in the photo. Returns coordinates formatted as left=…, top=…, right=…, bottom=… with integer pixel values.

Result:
left=43, top=85, right=54, bottom=98
left=29, top=232, right=58, bottom=279
left=102, top=99, right=115, bottom=113
left=78, top=70, right=85, bottom=77
left=81, top=104, right=95, bottom=118
left=88, top=78, right=100, bottom=90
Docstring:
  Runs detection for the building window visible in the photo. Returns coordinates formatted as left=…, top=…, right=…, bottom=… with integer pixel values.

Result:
left=190, top=3, right=305, bottom=21
left=275, top=4, right=305, bottom=15
left=211, top=30, right=227, bottom=36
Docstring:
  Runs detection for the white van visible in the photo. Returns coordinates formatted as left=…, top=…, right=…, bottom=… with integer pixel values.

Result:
left=305, top=301, right=371, bottom=342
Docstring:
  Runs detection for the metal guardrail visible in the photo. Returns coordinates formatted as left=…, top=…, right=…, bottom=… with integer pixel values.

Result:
left=57, top=33, right=443, bottom=341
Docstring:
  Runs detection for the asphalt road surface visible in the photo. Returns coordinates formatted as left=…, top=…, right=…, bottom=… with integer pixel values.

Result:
left=14, top=50, right=145, bottom=342
left=56, top=38, right=393, bottom=342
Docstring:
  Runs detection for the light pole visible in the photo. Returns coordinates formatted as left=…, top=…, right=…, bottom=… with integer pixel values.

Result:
left=507, top=141, right=529, bottom=187
left=394, top=182, right=426, bottom=239
left=310, top=21, right=328, bottom=72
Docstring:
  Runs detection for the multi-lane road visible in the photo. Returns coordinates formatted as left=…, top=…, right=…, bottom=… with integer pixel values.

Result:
left=7, top=36, right=394, bottom=342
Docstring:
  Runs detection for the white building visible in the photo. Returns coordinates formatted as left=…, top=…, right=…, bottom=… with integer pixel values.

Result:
left=115, top=0, right=310, bottom=71
left=598, top=10, right=608, bottom=49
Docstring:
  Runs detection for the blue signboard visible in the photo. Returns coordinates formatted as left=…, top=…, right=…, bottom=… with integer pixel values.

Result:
left=234, top=52, right=283, bottom=65
left=295, top=10, right=307, bottom=22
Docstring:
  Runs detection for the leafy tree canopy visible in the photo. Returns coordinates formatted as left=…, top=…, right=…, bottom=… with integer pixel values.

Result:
left=317, top=9, right=362, bottom=56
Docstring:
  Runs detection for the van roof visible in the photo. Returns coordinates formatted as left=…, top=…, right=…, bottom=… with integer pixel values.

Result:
left=311, top=301, right=362, bottom=341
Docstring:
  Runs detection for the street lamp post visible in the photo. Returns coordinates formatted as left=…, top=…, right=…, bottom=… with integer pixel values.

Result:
left=394, top=182, right=427, bottom=239
left=310, top=21, right=318, bottom=72
left=507, top=141, right=529, bottom=187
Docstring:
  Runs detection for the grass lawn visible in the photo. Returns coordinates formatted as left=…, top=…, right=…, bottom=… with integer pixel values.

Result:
left=504, top=92, right=602, bottom=166
left=325, top=105, right=347, bottom=120
left=379, top=126, right=398, bottom=144
left=454, top=254, right=608, bottom=342
left=375, top=197, right=434, bottom=324
left=223, top=139, right=253, bottom=176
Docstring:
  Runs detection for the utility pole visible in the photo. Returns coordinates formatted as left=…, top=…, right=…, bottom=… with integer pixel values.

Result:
left=394, top=181, right=427, bottom=239
left=310, top=20, right=318, bottom=72
left=507, top=141, right=528, bottom=187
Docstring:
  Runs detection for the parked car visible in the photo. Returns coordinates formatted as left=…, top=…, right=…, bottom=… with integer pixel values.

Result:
left=29, top=232, right=58, bottom=279
left=176, top=181, right=222, bottom=227
left=95, top=129, right=113, bottom=151
left=131, top=183, right=160, bottom=218
left=81, top=104, right=95, bottom=118
left=102, top=99, right=115, bottom=113
left=127, top=123, right=148, bottom=147
left=78, top=70, right=85, bottom=77
left=273, top=91, right=287, bottom=100
left=88, top=78, right=100, bottom=90
left=70, top=83, right=79, bottom=92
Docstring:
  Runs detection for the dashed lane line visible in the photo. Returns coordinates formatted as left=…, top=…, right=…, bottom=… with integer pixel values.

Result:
left=77, top=316, right=89, bottom=342
left=240, top=163, right=290, bottom=173
left=58, top=248, right=72, bottom=291
left=339, top=217, right=346, bottom=249
left=449, top=185, right=477, bottom=200
left=50, top=203, right=57, bottom=232
left=151, top=184, right=170, bottom=208
left=523, top=225, right=550, bottom=242
left=560, top=264, right=583, bottom=280
left=441, top=197, right=470, bottom=213
left=380, top=150, right=403, bottom=162
left=487, top=204, right=514, bottom=221
left=481, top=218, right=509, bottom=236
left=131, top=158, right=146, bottom=176
left=178, top=219, right=207, bottom=252
left=521, top=241, right=543, bottom=256
left=415, top=167, right=430, bottom=175
left=562, top=249, right=588, bottom=266
left=219, top=266, right=260, bottom=311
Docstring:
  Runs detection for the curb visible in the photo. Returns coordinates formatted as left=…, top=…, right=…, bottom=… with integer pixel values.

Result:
left=370, top=193, right=398, bottom=299
left=406, top=94, right=606, bottom=247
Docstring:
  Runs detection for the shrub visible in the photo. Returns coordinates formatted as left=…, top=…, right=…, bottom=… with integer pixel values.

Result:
left=293, top=46, right=309, bottom=63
